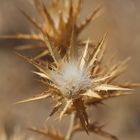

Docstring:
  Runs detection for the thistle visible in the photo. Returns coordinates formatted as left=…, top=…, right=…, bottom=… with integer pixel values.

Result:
left=1, top=0, right=101, bottom=60
left=1, top=0, right=139, bottom=140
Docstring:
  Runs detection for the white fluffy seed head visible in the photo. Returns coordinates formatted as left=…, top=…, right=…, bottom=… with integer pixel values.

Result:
left=50, top=62, right=92, bottom=98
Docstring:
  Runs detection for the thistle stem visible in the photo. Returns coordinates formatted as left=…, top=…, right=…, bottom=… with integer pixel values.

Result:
left=65, top=113, right=75, bottom=140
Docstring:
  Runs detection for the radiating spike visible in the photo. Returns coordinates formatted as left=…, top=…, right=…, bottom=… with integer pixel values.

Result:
left=93, top=75, right=113, bottom=83
left=33, top=71, right=50, bottom=80
left=59, top=100, right=72, bottom=120
left=40, top=0, right=57, bottom=34
left=87, top=33, right=107, bottom=70
left=68, top=28, right=77, bottom=61
left=31, top=0, right=51, bottom=25
left=121, top=83, right=140, bottom=88
left=75, top=0, right=82, bottom=17
left=17, top=7, right=46, bottom=34
left=92, top=36, right=106, bottom=75
left=15, top=53, right=52, bottom=80
left=0, top=34, right=42, bottom=41
left=95, top=84, right=132, bottom=91
left=58, top=11, right=65, bottom=31
left=82, top=89, right=101, bottom=98
left=104, top=92, right=132, bottom=99
left=73, top=98, right=89, bottom=133
left=86, top=92, right=132, bottom=106
left=43, top=35, right=61, bottom=67
left=33, top=50, right=49, bottom=60
left=92, top=32, right=107, bottom=75
left=15, top=44, right=44, bottom=51
left=49, top=102, right=62, bottom=117
left=15, top=92, right=51, bottom=104
left=79, top=40, right=89, bottom=70
left=78, top=6, right=102, bottom=34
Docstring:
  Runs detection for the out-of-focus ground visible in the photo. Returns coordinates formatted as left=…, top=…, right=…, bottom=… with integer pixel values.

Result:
left=0, top=0, right=140, bottom=140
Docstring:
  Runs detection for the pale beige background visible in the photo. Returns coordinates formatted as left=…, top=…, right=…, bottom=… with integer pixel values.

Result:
left=0, top=0, right=140, bottom=140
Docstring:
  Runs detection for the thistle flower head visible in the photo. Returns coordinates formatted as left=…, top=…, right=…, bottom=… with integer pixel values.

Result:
left=17, top=33, right=132, bottom=134
left=50, top=61, right=92, bottom=98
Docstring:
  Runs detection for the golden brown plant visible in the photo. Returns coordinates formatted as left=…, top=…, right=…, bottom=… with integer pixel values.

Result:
left=1, top=0, right=101, bottom=60
left=1, top=0, right=139, bottom=140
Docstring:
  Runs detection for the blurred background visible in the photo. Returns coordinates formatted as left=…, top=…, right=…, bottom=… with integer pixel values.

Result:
left=0, top=0, right=140, bottom=140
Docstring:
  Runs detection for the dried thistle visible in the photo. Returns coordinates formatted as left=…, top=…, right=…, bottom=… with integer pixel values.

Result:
left=0, top=0, right=101, bottom=60
left=1, top=0, right=139, bottom=140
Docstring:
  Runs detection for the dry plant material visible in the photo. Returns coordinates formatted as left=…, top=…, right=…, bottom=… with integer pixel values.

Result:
left=1, top=0, right=139, bottom=140
left=0, top=0, right=101, bottom=60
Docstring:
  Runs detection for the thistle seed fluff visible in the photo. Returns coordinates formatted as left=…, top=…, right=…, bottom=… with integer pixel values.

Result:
left=50, top=62, right=92, bottom=98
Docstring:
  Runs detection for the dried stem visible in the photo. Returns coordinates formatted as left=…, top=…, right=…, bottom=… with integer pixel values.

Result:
left=65, top=113, right=75, bottom=140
